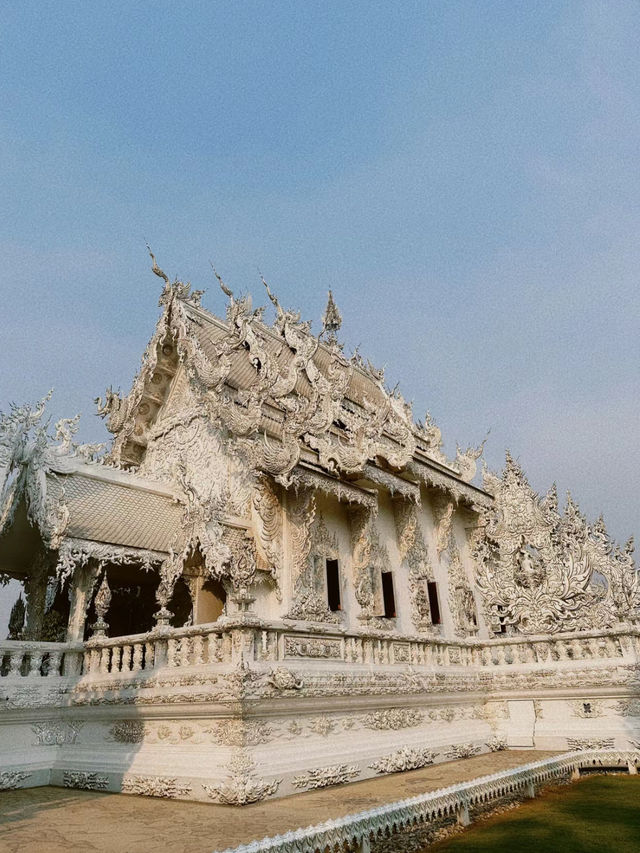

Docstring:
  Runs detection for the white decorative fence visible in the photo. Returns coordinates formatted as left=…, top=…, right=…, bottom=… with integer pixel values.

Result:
left=74, top=621, right=640, bottom=679
left=1, top=624, right=638, bottom=681
left=0, top=640, right=84, bottom=678
left=214, top=750, right=640, bottom=853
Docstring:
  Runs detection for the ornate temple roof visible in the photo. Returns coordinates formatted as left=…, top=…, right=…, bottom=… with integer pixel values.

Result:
left=93, top=255, right=490, bottom=509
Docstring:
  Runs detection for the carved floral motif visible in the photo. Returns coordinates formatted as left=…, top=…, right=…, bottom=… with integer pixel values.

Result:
left=267, top=667, right=304, bottom=690
left=362, top=709, right=424, bottom=730
left=122, top=775, right=191, bottom=798
left=292, top=763, right=360, bottom=790
left=369, top=746, right=437, bottom=774
left=32, top=720, right=83, bottom=745
left=569, top=700, right=604, bottom=719
left=444, top=743, right=481, bottom=760
left=204, top=754, right=281, bottom=804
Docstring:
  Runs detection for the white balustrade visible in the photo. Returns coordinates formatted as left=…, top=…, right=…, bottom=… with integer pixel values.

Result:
left=41, top=618, right=638, bottom=682
left=0, top=641, right=83, bottom=678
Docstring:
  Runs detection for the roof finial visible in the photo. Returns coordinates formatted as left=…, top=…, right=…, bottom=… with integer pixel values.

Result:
left=321, top=290, right=342, bottom=345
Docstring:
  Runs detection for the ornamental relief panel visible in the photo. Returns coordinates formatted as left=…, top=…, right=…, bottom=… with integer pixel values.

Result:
left=122, top=775, right=192, bottom=799
left=291, top=763, right=360, bottom=791
left=251, top=476, right=283, bottom=598
left=286, top=492, right=340, bottom=623
left=568, top=700, right=605, bottom=719
left=63, top=771, right=108, bottom=791
left=0, top=771, right=31, bottom=790
left=204, top=753, right=281, bottom=805
left=444, top=530, right=478, bottom=638
left=141, top=415, right=255, bottom=522
left=369, top=746, right=437, bottom=774
left=32, top=720, right=83, bottom=745
left=566, top=737, right=615, bottom=751
left=393, top=498, right=435, bottom=632
left=349, top=504, right=390, bottom=626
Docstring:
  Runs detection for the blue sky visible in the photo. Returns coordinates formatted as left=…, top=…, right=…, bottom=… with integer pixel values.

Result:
left=1, top=1, right=639, bottom=623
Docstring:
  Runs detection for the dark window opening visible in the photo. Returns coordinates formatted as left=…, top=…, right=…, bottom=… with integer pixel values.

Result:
left=326, top=559, right=341, bottom=611
left=427, top=581, right=441, bottom=625
left=496, top=604, right=508, bottom=634
left=381, top=571, right=396, bottom=618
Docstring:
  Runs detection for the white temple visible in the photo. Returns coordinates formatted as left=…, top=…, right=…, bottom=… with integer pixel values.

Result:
left=0, top=254, right=638, bottom=803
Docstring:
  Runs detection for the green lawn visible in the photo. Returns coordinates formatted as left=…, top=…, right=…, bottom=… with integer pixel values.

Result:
left=429, top=776, right=640, bottom=852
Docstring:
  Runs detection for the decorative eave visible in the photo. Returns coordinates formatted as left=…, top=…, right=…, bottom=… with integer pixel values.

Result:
left=360, top=463, right=421, bottom=503
left=56, top=536, right=167, bottom=585
left=288, top=464, right=378, bottom=510
left=406, top=459, right=493, bottom=510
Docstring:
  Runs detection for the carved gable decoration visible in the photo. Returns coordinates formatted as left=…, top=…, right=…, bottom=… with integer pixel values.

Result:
left=473, top=453, right=639, bottom=635
left=101, top=255, right=451, bottom=486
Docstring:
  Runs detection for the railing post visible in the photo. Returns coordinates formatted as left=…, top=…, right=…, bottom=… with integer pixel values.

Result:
left=355, top=833, right=371, bottom=852
left=458, top=801, right=471, bottom=826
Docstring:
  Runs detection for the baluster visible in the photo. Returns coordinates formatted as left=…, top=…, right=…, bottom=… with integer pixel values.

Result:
left=99, top=647, right=111, bottom=675
left=181, top=638, right=193, bottom=666
left=259, top=631, right=268, bottom=660
left=167, top=638, right=179, bottom=667
left=122, top=645, right=133, bottom=672
left=222, top=633, right=232, bottom=661
left=89, top=647, right=101, bottom=674
left=132, top=643, right=144, bottom=672
left=205, top=634, right=216, bottom=663
left=144, top=641, right=155, bottom=669
left=8, top=651, right=23, bottom=677
left=48, top=651, right=62, bottom=677
left=193, top=635, right=205, bottom=666
left=28, top=652, right=43, bottom=677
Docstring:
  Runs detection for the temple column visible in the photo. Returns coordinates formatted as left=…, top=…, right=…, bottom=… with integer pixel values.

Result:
left=23, top=550, right=51, bottom=641
left=66, top=560, right=100, bottom=642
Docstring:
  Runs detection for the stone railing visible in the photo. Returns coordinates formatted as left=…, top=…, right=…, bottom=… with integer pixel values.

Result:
left=82, top=624, right=229, bottom=677
left=78, top=619, right=640, bottom=679
left=0, top=640, right=84, bottom=678
left=214, top=750, right=640, bottom=853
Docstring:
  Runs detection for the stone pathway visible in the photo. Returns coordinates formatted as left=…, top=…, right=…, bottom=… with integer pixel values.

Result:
left=0, top=751, right=557, bottom=853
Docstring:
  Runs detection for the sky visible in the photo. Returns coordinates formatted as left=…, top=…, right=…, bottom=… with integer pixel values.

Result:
left=1, top=1, right=639, bottom=627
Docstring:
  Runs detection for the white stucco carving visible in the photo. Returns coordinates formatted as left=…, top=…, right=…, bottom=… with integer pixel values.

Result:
left=1, top=258, right=638, bottom=808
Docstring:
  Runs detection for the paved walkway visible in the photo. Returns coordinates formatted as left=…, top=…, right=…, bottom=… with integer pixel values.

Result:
left=0, top=751, right=556, bottom=853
